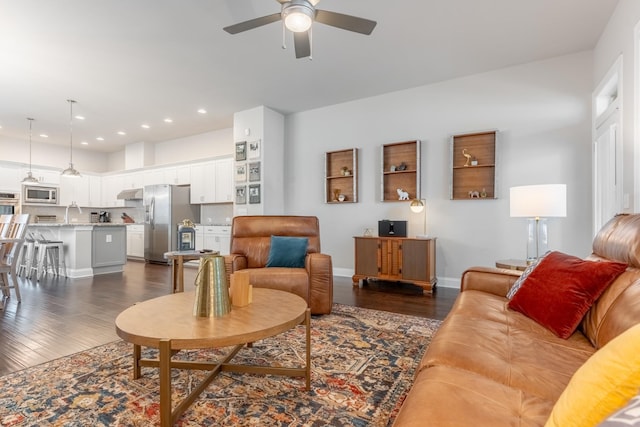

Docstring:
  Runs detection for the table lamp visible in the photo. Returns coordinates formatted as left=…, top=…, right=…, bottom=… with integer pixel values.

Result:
left=410, top=199, right=428, bottom=238
left=509, top=184, right=567, bottom=263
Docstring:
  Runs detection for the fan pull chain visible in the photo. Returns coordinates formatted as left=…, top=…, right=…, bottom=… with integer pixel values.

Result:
left=309, top=26, right=313, bottom=60
left=282, top=20, right=287, bottom=50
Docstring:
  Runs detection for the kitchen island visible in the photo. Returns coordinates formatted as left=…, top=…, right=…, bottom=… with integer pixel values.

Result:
left=28, top=223, right=127, bottom=278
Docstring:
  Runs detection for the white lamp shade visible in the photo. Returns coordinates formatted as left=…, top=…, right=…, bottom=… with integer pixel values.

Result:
left=510, top=184, right=567, bottom=218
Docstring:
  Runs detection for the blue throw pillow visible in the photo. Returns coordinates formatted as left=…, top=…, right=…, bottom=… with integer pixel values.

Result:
left=266, top=236, right=308, bottom=268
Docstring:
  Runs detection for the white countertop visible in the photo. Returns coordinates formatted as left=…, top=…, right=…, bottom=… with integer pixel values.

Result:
left=29, top=223, right=127, bottom=227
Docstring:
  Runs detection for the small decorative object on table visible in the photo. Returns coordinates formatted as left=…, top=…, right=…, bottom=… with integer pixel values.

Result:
left=341, top=166, right=350, bottom=176
left=469, top=190, right=480, bottom=198
left=338, top=194, right=346, bottom=202
left=480, top=188, right=487, bottom=198
left=193, top=255, right=231, bottom=317
left=333, top=189, right=341, bottom=201
left=397, top=188, right=409, bottom=200
left=471, top=157, right=478, bottom=166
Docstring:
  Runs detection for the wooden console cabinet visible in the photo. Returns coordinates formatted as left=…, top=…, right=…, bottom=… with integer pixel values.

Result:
left=352, top=236, right=437, bottom=293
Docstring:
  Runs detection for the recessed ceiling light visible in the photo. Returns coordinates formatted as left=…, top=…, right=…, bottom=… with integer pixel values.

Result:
left=39, top=134, right=48, bottom=138
left=96, top=137, right=104, bottom=141
left=75, top=115, right=85, bottom=120
left=117, top=131, right=126, bottom=135
left=81, top=141, right=88, bottom=145
left=197, top=108, right=207, bottom=114
left=141, top=124, right=150, bottom=129
left=164, top=118, right=173, bottom=123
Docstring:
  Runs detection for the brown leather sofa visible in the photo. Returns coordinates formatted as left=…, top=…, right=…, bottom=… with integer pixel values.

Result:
left=393, top=213, right=640, bottom=426
left=223, top=215, right=333, bottom=314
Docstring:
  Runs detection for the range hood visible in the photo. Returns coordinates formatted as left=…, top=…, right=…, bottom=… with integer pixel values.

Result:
left=117, top=188, right=144, bottom=200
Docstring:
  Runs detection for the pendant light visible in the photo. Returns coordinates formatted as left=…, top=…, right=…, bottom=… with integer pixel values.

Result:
left=22, top=117, right=39, bottom=183
left=61, top=99, right=81, bottom=178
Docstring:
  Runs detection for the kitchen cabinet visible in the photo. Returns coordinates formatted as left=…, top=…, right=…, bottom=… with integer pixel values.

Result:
left=164, top=165, right=191, bottom=185
left=121, top=171, right=143, bottom=189
left=0, top=166, right=21, bottom=191
left=101, top=175, right=125, bottom=207
left=24, top=167, right=61, bottom=185
left=59, top=174, right=90, bottom=207
left=126, top=224, right=144, bottom=258
left=190, top=158, right=233, bottom=204
left=214, top=158, right=233, bottom=203
left=202, top=225, right=231, bottom=255
left=190, top=161, right=215, bottom=203
left=87, top=175, right=102, bottom=207
left=352, top=236, right=437, bottom=293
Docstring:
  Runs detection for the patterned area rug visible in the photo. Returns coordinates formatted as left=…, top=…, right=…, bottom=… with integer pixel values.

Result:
left=0, top=304, right=440, bottom=426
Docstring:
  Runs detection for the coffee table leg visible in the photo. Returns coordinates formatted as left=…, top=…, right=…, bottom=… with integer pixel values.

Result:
left=177, top=257, right=184, bottom=293
left=133, top=344, right=141, bottom=379
left=305, top=308, right=311, bottom=390
left=159, top=339, right=172, bottom=427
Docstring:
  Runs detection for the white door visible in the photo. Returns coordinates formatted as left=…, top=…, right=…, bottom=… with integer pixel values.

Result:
left=593, top=120, right=621, bottom=234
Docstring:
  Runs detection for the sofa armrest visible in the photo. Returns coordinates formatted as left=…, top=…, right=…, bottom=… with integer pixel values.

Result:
left=460, top=266, right=521, bottom=297
left=306, top=253, right=333, bottom=314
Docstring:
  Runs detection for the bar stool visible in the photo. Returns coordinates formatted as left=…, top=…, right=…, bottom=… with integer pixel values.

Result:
left=17, top=230, right=37, bottom=278
left=32, top=231, right=67, bottom=280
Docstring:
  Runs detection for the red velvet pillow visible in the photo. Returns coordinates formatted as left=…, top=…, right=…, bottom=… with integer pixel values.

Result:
left=507, top=251, right=627, bottom=339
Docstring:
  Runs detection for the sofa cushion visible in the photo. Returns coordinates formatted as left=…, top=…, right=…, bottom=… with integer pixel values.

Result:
left=545, top=323, right=640, bottom=427
left=508, top=251, right=627, bottom=339
left=393, top=365, right=554, bottom=427
left=506, top=251, right=550, bottom=299
left=420, top=290, right=595, bottom=401
left=266, top=236, right=308, bottom=268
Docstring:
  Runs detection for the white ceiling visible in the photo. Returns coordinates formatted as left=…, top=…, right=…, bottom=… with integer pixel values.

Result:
left=0, top=0, right=619, bottom=153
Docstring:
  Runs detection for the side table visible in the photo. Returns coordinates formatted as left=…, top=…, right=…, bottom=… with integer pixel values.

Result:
left=495, top=259, right=528, bottom=271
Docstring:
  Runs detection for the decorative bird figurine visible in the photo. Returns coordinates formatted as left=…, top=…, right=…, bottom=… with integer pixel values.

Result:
left=462, top=149, right=472, bottom=167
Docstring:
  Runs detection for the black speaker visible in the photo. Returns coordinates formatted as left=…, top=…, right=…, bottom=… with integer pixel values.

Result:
left=378, top=220, right=407, bottom=237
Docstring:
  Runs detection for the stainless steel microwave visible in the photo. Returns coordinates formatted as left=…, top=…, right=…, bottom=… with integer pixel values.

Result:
left=23, top=185, right=58, bottom=204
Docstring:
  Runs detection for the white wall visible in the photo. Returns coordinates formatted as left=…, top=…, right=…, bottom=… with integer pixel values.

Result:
left=153, top=129, right=233, bottom=166
left=284, top=52, right=594, bottom=286
left=593, top=0, right=640, bottom=211
left=0, top=136, right=110, bottom=172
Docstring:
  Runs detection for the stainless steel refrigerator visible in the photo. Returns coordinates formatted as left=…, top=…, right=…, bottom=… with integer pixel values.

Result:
left=144, top=184, right=200, bottom=264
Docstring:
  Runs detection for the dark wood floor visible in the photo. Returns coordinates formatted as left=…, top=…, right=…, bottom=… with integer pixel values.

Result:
left=0, top=261, right=458, bottom=376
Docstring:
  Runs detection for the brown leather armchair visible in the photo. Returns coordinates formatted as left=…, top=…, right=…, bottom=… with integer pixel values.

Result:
left=223, top=215, right=333, bottom=314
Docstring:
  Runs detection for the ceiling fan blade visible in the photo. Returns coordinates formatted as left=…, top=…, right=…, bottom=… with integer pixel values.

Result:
left=315, top=10, right=376, bottom=35
left=223, top=13, right=281, bottom=34
left=293, top=31, right=311, bottom=58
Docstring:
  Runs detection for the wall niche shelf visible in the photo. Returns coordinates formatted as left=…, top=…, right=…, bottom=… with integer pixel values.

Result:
left=325, top=148, right=358, bottom=203
left=381, top=140, right=421, bottom=202
left=450, top=131, right=497, bottom=200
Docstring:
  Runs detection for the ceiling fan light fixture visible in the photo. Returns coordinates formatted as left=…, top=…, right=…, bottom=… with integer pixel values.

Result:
left=283, top=2, right=314, bottom=32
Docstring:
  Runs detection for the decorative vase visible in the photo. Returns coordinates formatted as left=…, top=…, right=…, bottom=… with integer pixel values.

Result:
left=193, top=254, right=231, bottom=317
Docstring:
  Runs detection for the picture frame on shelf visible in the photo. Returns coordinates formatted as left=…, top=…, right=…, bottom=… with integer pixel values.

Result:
left=235, top=141, right=247, bottom=161
left=235, top=185, right=247, bottom=204
left=235, top=163, right=247, bottom=182
left=249, top=161, right=260, bottom=182
left=248, top=139, right=261, bottom=159
left=249, top=184, right=261, bottom=204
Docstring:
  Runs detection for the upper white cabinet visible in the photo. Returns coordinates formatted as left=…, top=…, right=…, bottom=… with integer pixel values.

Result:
left=190, top=161, right=216, bottom=204
left=190, top=157, right=234, bottom=204
left=214, top=158, right=233, bottom=203
left=22, top=167, right=60, bottom=186
left=88, top=175, right=102, bottom=207
left=0, top=166, right=21, bottom=191
left=59, top=174, right=90, bottom=207
left=101, top=175, right=125, bottom=207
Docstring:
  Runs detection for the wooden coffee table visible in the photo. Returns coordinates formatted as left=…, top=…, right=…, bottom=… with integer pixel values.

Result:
left=115, top=288, right=311, bottom=427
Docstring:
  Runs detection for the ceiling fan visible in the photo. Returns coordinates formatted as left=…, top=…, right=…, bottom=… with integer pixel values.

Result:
left=223, top=0, right=377, bottom=59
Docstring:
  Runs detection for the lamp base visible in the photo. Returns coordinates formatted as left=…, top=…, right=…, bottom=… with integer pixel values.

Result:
left=526, top=217, right=549, bottom=262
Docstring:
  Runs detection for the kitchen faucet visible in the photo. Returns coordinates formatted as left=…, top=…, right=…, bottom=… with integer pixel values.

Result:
left=65, top=201, right=83, bottom=224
